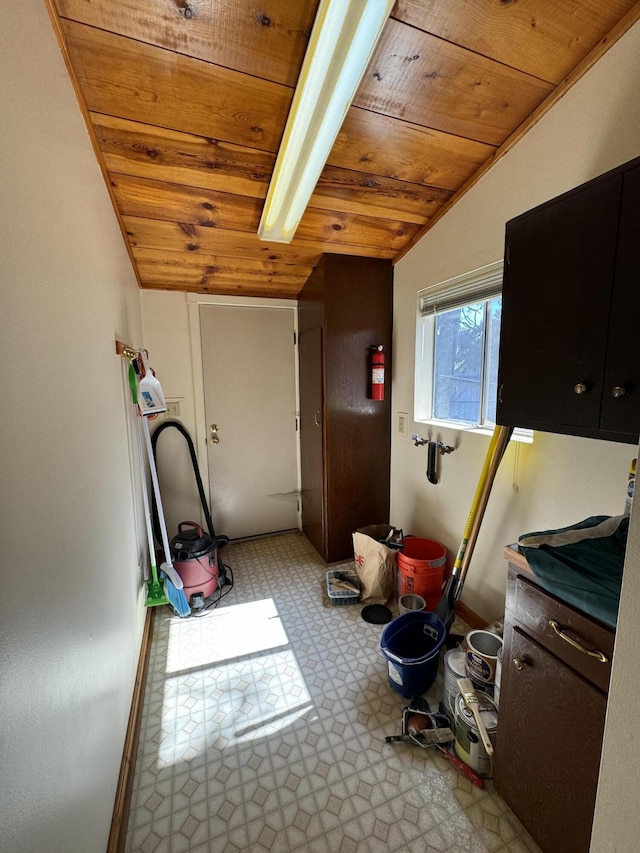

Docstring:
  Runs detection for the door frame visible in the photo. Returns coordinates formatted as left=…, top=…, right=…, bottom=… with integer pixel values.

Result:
left=186, top=293, right=302, bottom=536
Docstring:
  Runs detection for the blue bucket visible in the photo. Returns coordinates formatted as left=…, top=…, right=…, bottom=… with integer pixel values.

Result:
left=379, top=611, right=446, bottom=697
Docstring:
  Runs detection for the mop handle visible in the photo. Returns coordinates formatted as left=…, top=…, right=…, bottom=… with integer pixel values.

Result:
left=136, top=413, right=157, bottom=568
left=129, top=362, right=158, bottom=574
left=141, top=413, right=173, bottom=567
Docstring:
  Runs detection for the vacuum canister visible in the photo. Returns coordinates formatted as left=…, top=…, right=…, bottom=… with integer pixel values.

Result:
left=170, top=520, right=219, bottom=604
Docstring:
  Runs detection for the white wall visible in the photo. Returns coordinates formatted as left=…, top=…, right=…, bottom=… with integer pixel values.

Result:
left=0, top=4, right=144, bottom=851
left=392, top=20, right=640, bottom=622
left=140, top=291, right=204, bottom=535
left=392, top=19, right=640, bottom=852
left=591, top=500, right=640, bottom=851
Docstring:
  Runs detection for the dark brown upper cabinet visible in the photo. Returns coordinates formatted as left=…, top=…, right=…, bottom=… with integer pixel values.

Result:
left=497, top=158, right=640, bottom=443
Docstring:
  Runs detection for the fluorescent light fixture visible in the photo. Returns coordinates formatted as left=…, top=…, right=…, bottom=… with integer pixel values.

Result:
left=257, top=0, right=394, bottom=244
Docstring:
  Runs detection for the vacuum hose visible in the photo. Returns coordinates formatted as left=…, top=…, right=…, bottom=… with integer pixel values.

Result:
left=150, top=419, right=228, bottom=551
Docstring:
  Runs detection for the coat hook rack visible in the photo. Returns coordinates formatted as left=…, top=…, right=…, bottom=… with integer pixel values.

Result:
left=115, top=340, right=140, bottom=360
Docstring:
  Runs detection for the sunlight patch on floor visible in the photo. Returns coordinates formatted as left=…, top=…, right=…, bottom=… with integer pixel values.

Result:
left=165, top=598, right=290, bottom=672
left=155, top=597, right=313, bottom=766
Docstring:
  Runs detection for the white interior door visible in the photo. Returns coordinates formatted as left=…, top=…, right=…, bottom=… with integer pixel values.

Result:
left=200, top=303, right=299, bottom=540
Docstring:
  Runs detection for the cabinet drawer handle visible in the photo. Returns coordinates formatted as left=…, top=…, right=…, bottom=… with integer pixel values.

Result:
left=548, top=620, right=608, bottom=663
left=513, top=658, right=525, bottom=671
left=573, top=383, right=587, bottom=394
left=611, top=385, right=627, bottom=398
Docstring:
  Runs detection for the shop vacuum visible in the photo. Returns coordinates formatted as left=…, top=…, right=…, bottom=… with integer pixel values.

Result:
left=151, top=420, right=233, bottom=614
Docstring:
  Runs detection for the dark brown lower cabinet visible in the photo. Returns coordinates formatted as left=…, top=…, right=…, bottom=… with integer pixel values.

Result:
left=495, top=554, right=614, bottom=853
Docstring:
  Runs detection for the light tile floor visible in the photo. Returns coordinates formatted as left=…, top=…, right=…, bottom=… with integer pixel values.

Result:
left=126, top=532, right=540, bottom=853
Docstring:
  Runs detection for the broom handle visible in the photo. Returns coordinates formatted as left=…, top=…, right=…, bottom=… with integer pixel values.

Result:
left=448, top=425, right=513, bottom=602
left=445, top=426, right=500, bottom=601
left=457, top=425, right=513, bottom=591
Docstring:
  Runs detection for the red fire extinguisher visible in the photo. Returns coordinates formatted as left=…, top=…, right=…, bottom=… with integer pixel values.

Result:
left=371, top=345, right=386, bottom=401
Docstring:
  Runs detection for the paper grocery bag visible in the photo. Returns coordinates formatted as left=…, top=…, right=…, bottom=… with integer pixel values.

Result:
left=352, top=525, right=397, bottom=603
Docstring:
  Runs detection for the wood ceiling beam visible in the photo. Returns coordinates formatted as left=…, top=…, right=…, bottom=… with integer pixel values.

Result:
left=54, top=0, right=317, bottom=88
left=356, top=18, right=554, bottom=147
left=91, top=114, right=448, bottom=225
left=112, top=174, right=421, bottom=252
left=394, top=0, right=640, bottom=263
left=60, top=19, right=292, bottom=152
left=122, top=217, right=395, bottom=264
left=392, top=0, right=637, bottom=85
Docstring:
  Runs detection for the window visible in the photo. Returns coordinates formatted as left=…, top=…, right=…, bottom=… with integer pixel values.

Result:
left=415, top=262, right=503, bottom=430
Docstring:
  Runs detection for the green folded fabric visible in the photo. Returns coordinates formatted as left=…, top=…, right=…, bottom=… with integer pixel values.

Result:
left=518, top=515, right=628, bottom=627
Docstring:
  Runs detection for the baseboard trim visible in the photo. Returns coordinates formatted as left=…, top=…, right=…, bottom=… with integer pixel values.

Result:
left=108, top=607, right=154, bottom=853
left=455, top=600, right=486, bottom=630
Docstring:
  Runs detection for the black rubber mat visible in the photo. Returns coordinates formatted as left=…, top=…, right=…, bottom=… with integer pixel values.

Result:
left=361, top=604, right=393, bottom=624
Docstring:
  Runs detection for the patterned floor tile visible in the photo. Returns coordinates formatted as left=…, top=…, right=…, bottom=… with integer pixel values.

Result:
left=126, top=532, right=540, bottom=853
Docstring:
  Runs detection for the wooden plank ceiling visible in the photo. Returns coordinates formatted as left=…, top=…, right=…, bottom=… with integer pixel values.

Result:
left=49, top=0, right=639, bottom=298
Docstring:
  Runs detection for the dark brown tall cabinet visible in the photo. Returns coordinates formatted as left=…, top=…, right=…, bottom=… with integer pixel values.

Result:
left=298, top=255, right=393, bottom=563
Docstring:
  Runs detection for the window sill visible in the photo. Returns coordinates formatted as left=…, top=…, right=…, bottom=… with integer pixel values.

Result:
left=414, top=418, right=534, bottom=444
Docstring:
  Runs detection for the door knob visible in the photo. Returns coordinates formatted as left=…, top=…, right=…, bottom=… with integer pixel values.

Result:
left=611, top=385, right=627, bottom=398
left=210, top=423, right=219, bottom=433
left=210, top=435, right=220, bottom=445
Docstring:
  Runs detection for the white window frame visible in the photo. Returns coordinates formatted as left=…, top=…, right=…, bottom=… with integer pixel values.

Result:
left=415, top=261, right=532, bottom=441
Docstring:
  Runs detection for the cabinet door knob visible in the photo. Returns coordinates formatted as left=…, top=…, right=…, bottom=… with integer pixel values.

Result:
left=512, top=658, right=525, bottom=671
left=573, top=383, right=587, bottom=394
left=611, top=385, right=627, bottom=398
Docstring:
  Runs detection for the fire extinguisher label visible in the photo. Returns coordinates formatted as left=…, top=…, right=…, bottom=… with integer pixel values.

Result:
left=372, top=368, right=384, bottom=384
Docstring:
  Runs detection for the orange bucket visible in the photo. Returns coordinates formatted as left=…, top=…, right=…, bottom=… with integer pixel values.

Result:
left=397, top=538, right=447, bottom=611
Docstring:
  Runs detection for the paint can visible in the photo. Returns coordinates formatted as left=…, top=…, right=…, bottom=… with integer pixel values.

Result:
left=454, top=692, right=498, bottom=778
left=494, top=647, right=503, bottom=707
left=465, top=629, right=503, bottom=689
left=443, top=648, right=467, bottom=715
left=398, top=593, right=426, bottom=615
